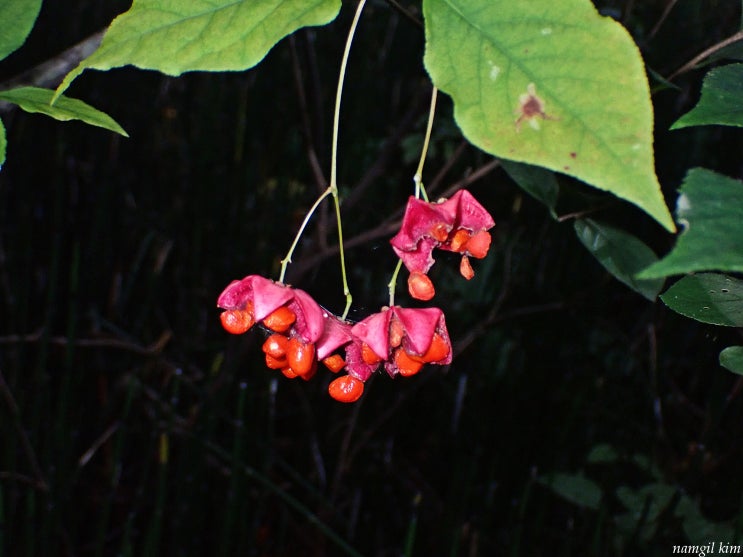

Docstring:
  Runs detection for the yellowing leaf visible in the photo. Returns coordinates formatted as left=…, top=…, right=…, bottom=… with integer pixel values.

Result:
left=56, top=0, right=341, bottom=98
left=422, top=0, right=675, bottom=232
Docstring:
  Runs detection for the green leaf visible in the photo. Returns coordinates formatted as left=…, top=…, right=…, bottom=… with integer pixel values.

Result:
left=720, top=346, right=743, bottom=375
left=0, top=87, right=128, bottom=137
left=639, top=168, right=743, bottom=278
left=574, top=219, right=664, bottom=301
left=672, top=64, right=743, bottom=129
left=501, top=160, right=559, bottom=218
left=586, top=443, right=619, bottom=464
left=660, top=273, right=743, bottom=327
left=56, top=0, right=341, bottom=98
left=0, top=0, right=42, bottom=60
left=538, top=473, right=602, bottom=510
left=616, top=483, right=675, bottom=523
left=676, top=495, right=738, bottom=546
left=0, top=118, right=6, bottom=170
left=422, top=0, right=675, bottom=232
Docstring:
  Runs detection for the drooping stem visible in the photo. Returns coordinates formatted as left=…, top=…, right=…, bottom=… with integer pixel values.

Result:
left=279, top=187, right=333, bottom=284
left=413, top=87, right=438, bottom=202
left=330, top=0, right=367, bottom=320
left=278, top=0, right=366, bottom=320
left=387, top=259, right=403, bottom=307
left=388, top=86, right=438, bottom=306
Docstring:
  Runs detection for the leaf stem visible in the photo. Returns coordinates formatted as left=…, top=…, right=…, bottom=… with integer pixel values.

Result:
left=330, top=0, right=367, bottom=319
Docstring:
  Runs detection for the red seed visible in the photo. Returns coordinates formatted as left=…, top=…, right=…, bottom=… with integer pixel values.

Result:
left=361, top=343, right=383, bottom=365
left=407, top=271, right=435, bottom=301
left=394, top=349, right=424, bottom=377
left=328, top=375, right=365, bottom=403
left=220, top=308, right=255, bottom=334
left=449, top=229, right=472, bottom=252
left=465, top=230, right=491, bottom=259
left=459, top=255, right=475, bottom=280
left=410, top=333, right=450, bottom=364
left=281, top=366, right=298, bottom=379
left=430, top=222, right=450, bottom=242
left=322, top=354, right=346, bottom=373
left=389, top=318, right=405, bottom=349
left=262, top=306, right=296, bottom=333
left=287, top=338, right=316, bottom=377
left=298, top=361, right=317, bottom=381
left=265, top=353, right=288, bottom=370
left=262, top=334, right=289, bottom=359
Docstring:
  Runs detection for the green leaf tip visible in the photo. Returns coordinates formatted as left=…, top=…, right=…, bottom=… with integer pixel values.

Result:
left=56, top=0, right=342, bottom=98
left=0, top=0, right=43, bottom=61
left=0, top=87, right=128, bottom=137
left=672, top=63, right=743, bottom=129
left=574, top=219, right=664, bottom=301
left=639, top=168, right=743, bottom=279
left=422, top=0, right=676, bottom=232
left=720, top=346, right=743, bottom=375
left=660, top=273, right=743, bottom=327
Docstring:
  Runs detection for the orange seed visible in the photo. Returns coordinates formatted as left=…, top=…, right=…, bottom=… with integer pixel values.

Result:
left=408, top=271, right=435, bottom=301
left=459, top=255, right=475, bottom=280
left=322, top=354, right=346, bottom=373
left=465, top=230, right=491, bottom=259
left=220, top=308, right=255, bottom=335
left=262, top=306, right=296, bottom=333
left=328, top=375, right=365, bottom=403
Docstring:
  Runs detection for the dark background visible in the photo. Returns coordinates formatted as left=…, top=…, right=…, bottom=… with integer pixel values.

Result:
left=1, top=0, right=743, bottom=555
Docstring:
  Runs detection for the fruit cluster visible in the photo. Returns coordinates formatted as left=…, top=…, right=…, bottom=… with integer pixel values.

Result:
left=217, top=189, right=494, bottom=402
left=391, top=189, right=495, bottom=300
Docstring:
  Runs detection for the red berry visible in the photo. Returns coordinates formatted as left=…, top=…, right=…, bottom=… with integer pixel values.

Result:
left=449, top=229, right=472, bottom=252
left=328, top=375, right=364, bottom=403
left=361, top=343, right=383, bottom=365
left=430, top=222, right=450, bottom=242
left=287, top=338, right=316, bottom=377
left=410, top=332, right=450, bottom=364
left=262, top=334, right=289, bottom=359
left=263, top=306, right=296, bottom=333
left=459, top=255, right=475, bottom=280
left=265, top=353, right=288, bottom=370
left=281, top=367, right=298, bottom=379
left=220, top=308, right=255, bottom=334
left=298, top=361, right=317, bottom=381
left=407, top=271, right=435, bottom=301
left=322, top=354, right=346, bottom=373
left=389, top=318, right=405, bottom=349
left=465, top=230, right=491, bottom=259
left=394, top=349, right=424, bottom=377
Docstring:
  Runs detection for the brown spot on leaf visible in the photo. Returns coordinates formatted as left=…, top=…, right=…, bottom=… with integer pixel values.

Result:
left=515, top=83, right=557, bottom=131
left=570, top=152, right=577, bottom=158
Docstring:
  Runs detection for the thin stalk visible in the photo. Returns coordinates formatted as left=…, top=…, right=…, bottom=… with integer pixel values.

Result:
left=277, top=0, right=366, bottom=321
left=388, top=86, right=438, bottom=305
left=387, top=259, right=403, bottom=307
left=413, top=87, right=437, bottom=202
left=329, top=0, right=367, bottom=319
left=279, top=187, right=333, bottom=284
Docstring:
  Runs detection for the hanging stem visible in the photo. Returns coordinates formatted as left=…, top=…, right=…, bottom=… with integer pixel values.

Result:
left=277, top=0, right=367, bottom=322
left=413, top=87, right=438, bottom=202
left=388, top=86, right=439, bottom=306
left=387, top=259, right=403, bottom=307
left=279, top=187, right=333, bottom=284
left=329, top=0, right=367, bottom=320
